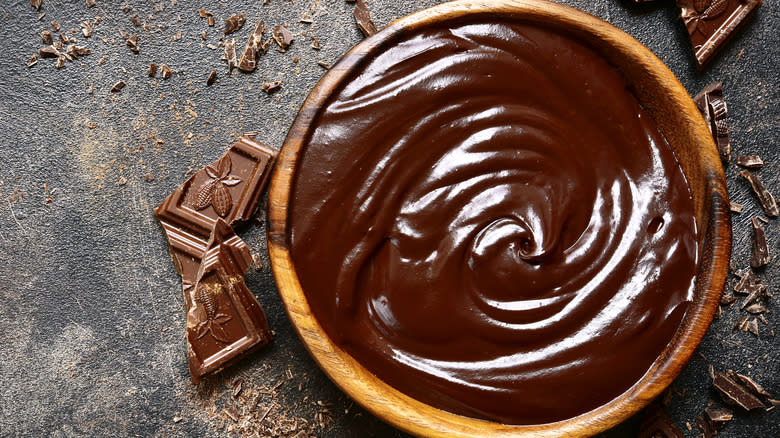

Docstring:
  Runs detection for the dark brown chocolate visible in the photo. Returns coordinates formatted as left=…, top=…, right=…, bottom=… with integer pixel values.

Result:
left=207, top=70, right=217, bottom=86
left=238, top=20, right=266, bottom=73
left=289, top=21, right=698, bottom=425
left=638, top=401, right=685, bottom=438
left=739, top=170, right=779, bottom=217
left=161, top=64, right=173, bottom=79
left=711, top=368, right=766, bottom=410
left=750, top=217, right=769, bottom=268
left=735, top=154, right=764, bottom=168
left=353, top=0, right=378, bottom=37
left=693, top=81, right=730, bottom=161
left=224, top=14, right=247, bottom=35
left=677, top=0, right=762, bottom=68
left=155, top=136, right=277, bottom=383
left=148, top=63, right=157, bottom=77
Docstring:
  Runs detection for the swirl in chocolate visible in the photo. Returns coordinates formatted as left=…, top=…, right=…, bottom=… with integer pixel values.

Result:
left=289, top=21, right=698, bottom=424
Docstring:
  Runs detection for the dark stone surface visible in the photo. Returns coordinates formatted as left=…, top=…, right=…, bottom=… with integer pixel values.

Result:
left=0, top=1, right=776, bottom=436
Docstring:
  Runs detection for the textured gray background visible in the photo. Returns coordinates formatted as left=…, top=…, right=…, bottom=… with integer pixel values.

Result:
left=0, top=0, right=776, bottom=436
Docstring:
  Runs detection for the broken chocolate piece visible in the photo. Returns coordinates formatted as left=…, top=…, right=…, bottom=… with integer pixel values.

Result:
left=638, top=400, right=684, bottom=438
left=81, top=21, right=92, bottom=38
left=39, top=45, right=59, bottom=58
left=27, top=54, right=38, bottom=67
left=311, top=36, right=321, bottom=50
left=55, top=55, right=65, bottom=68
left=41, top=30, right=53, bottom=45
left=353, top=0, right=378, bottom=38
left=693, top=81, right=729, bottom=161
left=711, top=369, right=766, bottom=410
left=744, top=303, right=767, bottom=314
left=751, top=217, right=770, bottom=268
left=720, top=292, right=737, bottom=305
left=31, top=0, right=41, bottom=10
left=704, top=407, right=733, bottom=425
left=148, top=63, right=157, bottom=77
left=238, top=20, right=266, bottom=73
left=223, top=38, right=238, bottom=73
left=51, top=21, right=60, bottom=32
left=206, top=70, right=217, bottom=86
left=677, top=0, right=763, bottom=68
left=734, top=373, right=773, bottom=398
left=224, top=14, right=247, bottom=35
left=261, top=81, right=281, bottom=94
left=272, top=25, right=294, bottom=52
left=735, top=155, right=764, bottom=168
left=734, top=314, right=749, bottom=331
left=198, top=9, right=212, bottom=19
left=126, top=33, right=139, bottom=53
left=110, top=81, right=126, bottom=92
left=729, top=201, right=743, bottom=213
left=160, top=64, right=172, bottom=79
left=739, top=170, right=779, bottom=217
left=185, top=219, right=272, bottom=383
left=746, top=318, right=759, bottom=335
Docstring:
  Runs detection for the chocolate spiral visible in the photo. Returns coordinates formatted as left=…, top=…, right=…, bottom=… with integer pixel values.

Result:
left=290, top=21, right=698, bottom=424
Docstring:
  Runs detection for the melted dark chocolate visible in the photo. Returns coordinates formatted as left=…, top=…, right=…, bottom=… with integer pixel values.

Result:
left=289, top=21, right=698, bottom=424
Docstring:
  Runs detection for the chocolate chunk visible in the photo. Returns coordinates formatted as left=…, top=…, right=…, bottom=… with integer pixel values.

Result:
left=238, top=20, right=266, bottom=73
left=65, top=44, right=91, bottom=59
left=695, top=416, right=716, bottom=438
left=677, top=0, right=763, bottom=69
left=261, top=80, right=281, bottom=94
left=734, top=373, right=773, bottom=398
left=51, top=21, right=60, bottom=32
left=223, top=38, right=238, bottom=73
left=81, top=21, right=93, bottom=38
left=693, top=82, right=729, bottom=161
left=729, top=201, right=743, bottom=213
left=746, top=318, right=759, bottom=335
left=744, top=303, right=767, bottom=314
left=751, top=217, right=770, bottom=268
left=739, top=170, right=778, bottom=217
left=27, top=54, right=38, bottom=67
left=208, top=15, right=215, bottom=27
left=126, top=33, right=139, bottom=53
left=31, top=0, right=41, bottom=10
left=272, top=24, right=294, bottom=52
left=154, top=136, right=277, bottom=383
left=735, top=155, right=764, bottom=168
left=160, top=64, right=172, bottom=79
left=206, top=70, right=217, bottom=86
left=638, top=400, right=684, bottom=438
left=711, top=369, right=766, bottom=410
left=720, top=292, right=737, bottom=305
left=110, top=81, right=126, bottom=92
left=224, top=14, right=247, bottom=35
left=704, top=406, right=733, bottom=425
left=39, top=45, right=59, bottom=58
left=148, top=63, right=157, bottom=77
left=41, top=30, right=53, bottom=45
left=353, top=0, right=378, bottom=37
left=734, top=314, right=749, bottom=331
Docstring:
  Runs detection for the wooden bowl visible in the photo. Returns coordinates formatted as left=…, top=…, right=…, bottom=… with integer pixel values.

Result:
left=267, top=1, right=731, bottom=436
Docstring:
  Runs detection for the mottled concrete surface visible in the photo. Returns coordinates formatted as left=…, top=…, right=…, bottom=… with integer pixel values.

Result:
left=0, top=0, right=776, bottom=437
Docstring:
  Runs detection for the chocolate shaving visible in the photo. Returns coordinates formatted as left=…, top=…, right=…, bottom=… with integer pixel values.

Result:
left=712, top=369, right=766, bottom=410
left=353, top=0, right=378, bottom=37
left=41, top=30, right=53, bottom=45
left=317, top=61, right=329, bottom=69
left=677, top=0, right=763, bottom=69
left=261, top=81, right=281, bottom=94
left=695, top=416, right=717, bottom=438
left=224, top=14, right=247, bottom=35
left=720, top=292, right=737, bottom=305
left=110, top=81, right=126, bottom=93
left=746, top=318, right=759, bottom=335
left=744, top=303, right=767, bottom=314
left=750, top=217, right=770, bottom=268
left=272, top=25, right=294, bottom=52
left=208, top=16, right=215, bottom=27
left=734, top=314, right=749, bottom=331
left=693, top=81, right=730, bottom=161
left=238, top=20, right=266, bottom=73
left=223, top=38, right=237, bottom=73
left=148, top=63, right=157, bottom=77
left=735, top=155, right=764, bottom=168
left=739, top=170, right=778, bottom=217
left=206, top=70, right=217, bottom=86
left=160, top=64, right=172, bottom=79
left=729, top=201, right=743, bottom=213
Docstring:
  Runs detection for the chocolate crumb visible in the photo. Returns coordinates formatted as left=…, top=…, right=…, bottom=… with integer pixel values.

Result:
left=148, top=63, right=157, bottom=77
left=27, top=54, right=38, bottom=67
left=736, top=155, right=764, bottom=168
left=110, top=81, right=126, bottom=93
left=317, top=61, right=329, bottom=69
left=745, top=303, right=767, bottom=314
left=729, top=201, right=743, bottom=213
left=198, top=9, right=212, bottom=18
left=353, top=0, right=378, bottom=38
left=224, top=14, right=247, bottom=35
left=261, top=81, right=281, bottom=94
left=208, top=15, right=215, bottom=27
left=311, top=36, right=321, bottom=50
left=41, top=30, right=53, bottom=45
left=126, top=33, right=139, bottom=53
left=51, top=21, right=60, bottom=32
left=31, top=0, right=41, bottom=10
left=272, top=24, right=294, bottom=52
left=223, top=38, right=237, bottom=73
left=206, top=70, right=217, bottom=86
left=739, top=170, right=779, bottom=217
left=300, top=12, right=313, bottom=24
left=86, top=0, right=95, bottom=7
left=55, top=55, right=66, bottom=68
left=750, top=217, right=770, bottom=268
left=81, top=21, right=93, bottom=38
left=711, top=368, right=766, bottom=410
left=720, top=293, right=737, bottom=305
left=144, top=173, right=155, bottom=182
left=160, top=64, right=172, bottom=79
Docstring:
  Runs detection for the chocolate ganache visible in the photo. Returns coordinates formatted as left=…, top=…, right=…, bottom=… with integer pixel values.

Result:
left=289, top=20, right=698, bottom=425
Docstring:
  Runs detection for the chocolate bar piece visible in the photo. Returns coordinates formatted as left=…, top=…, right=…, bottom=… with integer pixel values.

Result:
left=677, top=0, right=762, bottom=69
left=693, top=82, right=730, bottom=162
left=739, top=170, right=778, bottom=217
left=185, top=219, right=272, bottom=383
left=155, top=135, right=277, bottom=382
left=711, top=368, right=766, bottom=410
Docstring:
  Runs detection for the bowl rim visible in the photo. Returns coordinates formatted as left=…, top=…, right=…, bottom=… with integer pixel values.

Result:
left=267, top=1, right=731, bottom=436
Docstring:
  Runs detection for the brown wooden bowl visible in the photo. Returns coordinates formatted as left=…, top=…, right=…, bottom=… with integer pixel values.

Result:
left=267, top=1, right=731, bottom=436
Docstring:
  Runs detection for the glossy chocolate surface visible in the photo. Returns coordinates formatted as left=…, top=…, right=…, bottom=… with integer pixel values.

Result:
left=289, top=21, right=699, bottom=424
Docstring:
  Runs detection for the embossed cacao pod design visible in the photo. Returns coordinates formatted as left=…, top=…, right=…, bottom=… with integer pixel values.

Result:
left=193, top=179, right=217, bottom=210
left=694, top=0, right=711, bottom=14
left=212, top=182, right=233, bottom=217
left=702, top=0, right=728, bottom=21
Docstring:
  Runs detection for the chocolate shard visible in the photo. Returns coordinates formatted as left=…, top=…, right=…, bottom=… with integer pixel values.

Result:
left=693, top=81, right=730, bottom=162
left=223, top=38, right=238, bottom=73
left=704, top=407, right=733, bottom=425
left=27, top=54, right=38, bottom=67
left=734, top=373, right=773, bottom=398
left=198, top=9, right=212, bottom=19
left=41, top=30, right=53, bottom=45
left=638, top=400, right=684, bottom=438
left=224, top=14, right=247, bottom=35
left=735, top=155, right=764, bottom=168
left=677, top=0, right=763, bottom=69
left=739, top=170, right=779, bottom=217
left=110, top=80, right=126, bottom=93
left=272, top=24, right=294, bottom=52
left=39, top=45, right=60, bottom=59
left=206, top=70, right=217, bottom=86
left=729, top=201, right=743, bottom=213
left=750, top=217, right=770, bottom=268
left=695, top=416, right=716, bottom=438
left=185, top=219, right=272, bottom=383
left=353, top=0, right=378, bottom=38
left=261, top=80, right=281, bottom=94
left=711, top=369, right=766, bottom=410
left=148, top=63, right=157, bottom=77
left=238, top=20, right=266, bottom=73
